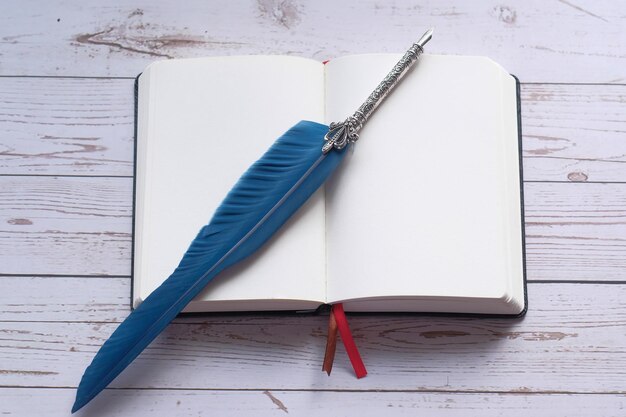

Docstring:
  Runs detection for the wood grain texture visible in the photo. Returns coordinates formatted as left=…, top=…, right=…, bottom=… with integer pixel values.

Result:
left=524, top=182, right=626, bottom=280
left=2, top=175, right=624, bottom=280
left=0, top=276, right=130, bottom=322
left=0, top=77, right=135, bottom=176
left=522, top=84, right=626, bottom=183
left=2, top=78, right=624, bottom=182
left=2, top=1, right=625, bottom=414
left=0, top=176, right=132, bottom=276
left=2, top=388, right=626, bottom=417
left=1, top=284, right=625, bottom=393
left=0, top=1, right=624, bottom=81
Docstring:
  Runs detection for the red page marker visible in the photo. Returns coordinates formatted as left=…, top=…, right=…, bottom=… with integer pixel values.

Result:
left=332, top=303, right=367, bottom=378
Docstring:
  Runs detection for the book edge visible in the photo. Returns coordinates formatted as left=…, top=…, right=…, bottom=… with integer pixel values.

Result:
left=130, top=73, right=141, bottom=311
left=130, top=64, right=527, bottom=319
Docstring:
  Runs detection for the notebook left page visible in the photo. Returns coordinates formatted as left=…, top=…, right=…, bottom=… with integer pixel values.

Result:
left=135, top=56, right=326, bottom=312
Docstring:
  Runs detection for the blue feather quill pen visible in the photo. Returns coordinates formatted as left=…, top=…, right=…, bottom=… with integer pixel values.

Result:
left=73, top=29, right=433, bottom=413
left=73, top=121, right=344, bottom=412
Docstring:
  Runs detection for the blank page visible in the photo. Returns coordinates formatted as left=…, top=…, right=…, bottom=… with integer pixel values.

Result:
left=324, top=54, right=524, bottom=313
left=134, top=56, right=326, bottom=311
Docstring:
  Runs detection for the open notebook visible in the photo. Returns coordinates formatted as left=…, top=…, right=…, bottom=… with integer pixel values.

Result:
left=133, top=54, right=526, bottom=315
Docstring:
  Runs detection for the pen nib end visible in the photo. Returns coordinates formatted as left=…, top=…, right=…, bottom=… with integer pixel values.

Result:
left=417, top=28, right=434, bottom=49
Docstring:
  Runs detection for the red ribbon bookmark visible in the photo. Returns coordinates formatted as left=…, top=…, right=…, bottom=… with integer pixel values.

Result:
left=322, top=303, right=367, bottom=378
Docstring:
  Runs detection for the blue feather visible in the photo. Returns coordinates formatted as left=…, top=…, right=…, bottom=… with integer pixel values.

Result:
left=72, top=120, right=347, bottom=412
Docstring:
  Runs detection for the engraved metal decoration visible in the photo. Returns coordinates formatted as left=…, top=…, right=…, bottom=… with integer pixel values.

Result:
left=323, top=28, right=433, bottom=154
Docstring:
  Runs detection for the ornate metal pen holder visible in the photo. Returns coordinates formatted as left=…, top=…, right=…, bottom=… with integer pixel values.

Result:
left=322, top=28, right=433, bottom=154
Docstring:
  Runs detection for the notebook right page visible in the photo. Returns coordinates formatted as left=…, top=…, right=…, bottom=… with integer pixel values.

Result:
left=324, top=54, right=524, bottom=313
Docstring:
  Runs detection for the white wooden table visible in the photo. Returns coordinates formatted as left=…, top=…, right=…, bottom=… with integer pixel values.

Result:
left=1, top=1, right=625, bottom=415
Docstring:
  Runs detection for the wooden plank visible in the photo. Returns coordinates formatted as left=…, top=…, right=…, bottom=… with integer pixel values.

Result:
left=0, top=77, right=135, bottom=176
left=2, top=78, right=624, bottom=181
left=1, top=284, right=625, bottom=393
left=0, top=1, right=624, bottom=82
left=2, top=176, right=624, bottom=280
left=2, top=388, right=626, bottom=417
left=524, top=182, right=626, bottom=280
left=522, top=84, right=626, bottom=183
left=1, top=2, right=621, bottom=414
left=0, top=176, right=132, bottom=276
left=0, top=276, right=130, bottom=322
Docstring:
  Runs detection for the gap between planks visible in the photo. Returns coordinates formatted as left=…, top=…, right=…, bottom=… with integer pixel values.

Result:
left=2, top=275, right=625, bottom=282
left=3, top=173, right=625, bottom=185
left=3, top=172, right=624, bottom=184
left=3, top=386, right=626, bottom=395
left=1, top=73, right=625, bottom=85
left=2, top=388, right=626, bottom=417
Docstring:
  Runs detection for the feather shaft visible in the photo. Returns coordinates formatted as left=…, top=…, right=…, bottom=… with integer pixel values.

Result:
left=73, top=121, right=347, bottom=412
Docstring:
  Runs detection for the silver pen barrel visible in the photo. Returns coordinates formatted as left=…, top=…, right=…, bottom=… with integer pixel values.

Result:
left=322, top=28, right=434, bottom=154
